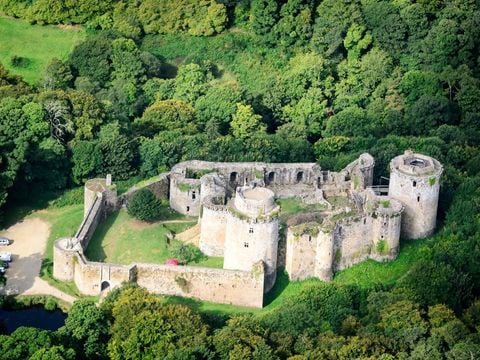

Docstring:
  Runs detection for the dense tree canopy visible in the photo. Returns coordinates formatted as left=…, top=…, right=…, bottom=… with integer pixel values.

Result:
left=0, top=0, right=480, bottom=358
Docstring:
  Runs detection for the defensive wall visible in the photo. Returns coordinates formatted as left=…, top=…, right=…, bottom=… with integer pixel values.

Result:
left=53, top=175, right=265, bottom=308
left=53, top=150, right=442, bottom=307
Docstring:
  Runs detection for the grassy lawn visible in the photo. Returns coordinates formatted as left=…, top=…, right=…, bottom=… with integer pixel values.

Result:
left=277, top=197, right=326, bottom=216
left=334, top=239, right=428, bottom=287
left=85, top=209, right=205, bottom=266
left=0, top=16, right=85, bottom=84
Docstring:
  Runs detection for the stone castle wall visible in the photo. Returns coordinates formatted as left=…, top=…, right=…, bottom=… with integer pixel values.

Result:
left=135, top=262, right=264, bottom=308
left=53, top=151, right=441, bottom=308
left=285, top=194, right=404, bottom=281
left=53, top=178, right=265, bottom=308
left=54, top=240, right=264, bottom=307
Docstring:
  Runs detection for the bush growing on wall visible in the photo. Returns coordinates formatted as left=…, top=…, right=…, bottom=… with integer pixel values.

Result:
left=127, top=188, right=162, bottom=222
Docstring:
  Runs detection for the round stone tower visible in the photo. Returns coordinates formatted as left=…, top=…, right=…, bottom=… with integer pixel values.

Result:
left=223, top=185, right=279, bottom=293
left=389, top=150, right=443, bottom=239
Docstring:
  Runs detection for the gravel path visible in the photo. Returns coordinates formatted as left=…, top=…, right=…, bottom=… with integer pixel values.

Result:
left=0, top=218, right=76, bottom=303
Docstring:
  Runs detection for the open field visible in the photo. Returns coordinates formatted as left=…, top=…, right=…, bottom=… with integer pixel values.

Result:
left=0, top=16, right=85, bottom=84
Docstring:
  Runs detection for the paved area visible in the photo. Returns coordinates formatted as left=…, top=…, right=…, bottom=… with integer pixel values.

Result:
left=0, top=218, right=76, bottom=303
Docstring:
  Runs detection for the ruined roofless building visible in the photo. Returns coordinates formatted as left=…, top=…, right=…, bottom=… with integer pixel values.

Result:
left=53, top=151, right=443, bottom=307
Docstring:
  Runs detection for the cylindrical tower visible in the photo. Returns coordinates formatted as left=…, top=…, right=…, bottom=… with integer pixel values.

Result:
left=199, top=196, right=228, bottom=256
left=84, top=179, right=105, bottom=218
left=314, top=228, right=334, bottom=281
left=370, top=197, right=403, bottom=261
left=53, top=238, right=78, bottom=281
left=223, top=186, right=279, bottom=293
left=389, top=151, right=443, bottom=239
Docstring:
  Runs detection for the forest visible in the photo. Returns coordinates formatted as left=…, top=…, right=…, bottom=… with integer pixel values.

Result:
left=0, top=0, right=479, bottom=358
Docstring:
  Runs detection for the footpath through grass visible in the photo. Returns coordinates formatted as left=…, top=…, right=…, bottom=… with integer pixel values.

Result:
left=0, top=16, right=85, bottom=84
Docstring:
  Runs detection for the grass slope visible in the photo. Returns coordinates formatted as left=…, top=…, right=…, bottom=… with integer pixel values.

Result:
left=0, top=16, right=85, bottom=84
left=85, top=209, right=218, bottom=266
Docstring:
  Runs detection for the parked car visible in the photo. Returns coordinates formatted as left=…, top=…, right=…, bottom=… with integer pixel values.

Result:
left=0, top=253, right=12, bottom=262
left=0, top=267, right=5, bottom=273
left=0, top=237, right=10, bottom=246
left=2, top=261, right=9, bottom=268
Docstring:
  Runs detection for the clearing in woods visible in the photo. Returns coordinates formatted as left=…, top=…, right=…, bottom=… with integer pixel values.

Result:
left=0, top=16, right=85, bottom=84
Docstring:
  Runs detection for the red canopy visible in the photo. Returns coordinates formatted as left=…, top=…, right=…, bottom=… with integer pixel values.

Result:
left=165, top=259, right=179, bottom=265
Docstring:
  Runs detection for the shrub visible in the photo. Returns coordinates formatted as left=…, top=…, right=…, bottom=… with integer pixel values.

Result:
left=127, top=188, right=162, bottom=222
left=10, top=55, right=30, bottom=68
left=170, top=242, right=204, bottom=265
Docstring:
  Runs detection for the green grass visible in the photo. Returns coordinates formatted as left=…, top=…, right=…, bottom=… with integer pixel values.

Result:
left=36, top=204, right=85, bottom=298
left=85, top=209, right=199, bottom=265
left=0, top=16, right=85, bottom=84
left=194, top=256, right=224, bottom=268
left=334, top=239, right=428, bottom=287
left=277, top=198, right=326, bottom=216
left=163, top=239, right=429, bottom=317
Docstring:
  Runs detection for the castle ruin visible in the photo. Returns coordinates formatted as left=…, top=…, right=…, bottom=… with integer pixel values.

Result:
left=53, top=150, right=442, bottom=307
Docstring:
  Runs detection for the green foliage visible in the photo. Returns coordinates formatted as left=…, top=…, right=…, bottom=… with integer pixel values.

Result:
left=134, top=99, right=197, bottom=137
left=1, top=2, right=480, bottom=358
left=127, top=188, right=163, bottom=222
left=60, top=299, right=109, bottom=359
left=170, top=242, right=204, bottom=265
left=231, top=103, right=266, bottom=139
left=107, top=287, right=210, bottom=359
left=376, top=239, right=389, bottom=255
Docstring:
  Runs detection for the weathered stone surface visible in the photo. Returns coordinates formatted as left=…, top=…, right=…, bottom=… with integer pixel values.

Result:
left=53, top=151, right=441, bottom=308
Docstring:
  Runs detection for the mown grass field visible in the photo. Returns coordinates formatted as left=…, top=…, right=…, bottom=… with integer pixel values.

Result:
left=0, top=16, right=85, bottom=84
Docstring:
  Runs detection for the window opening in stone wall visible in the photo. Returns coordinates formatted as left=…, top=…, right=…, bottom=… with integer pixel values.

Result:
left=192, top=191, right=196, bottom=200
left=249, top=227, right=254, bottom=234
left=417, top=195, right=420, bottom=202
left=230, top=172, right=237, bottom=182
left=296, top=171, right=304, bottom=183
left=413, top=180, right=417, bottom=187
left=322, top=171, right=328, bottom=182
left=186, top=206, right=190, bottom=212
left=268, top=171, right=275, bottom=183
left=244, top=242, right=249, bottom=248
left=381, top=235, right=384, bottom=239
left=363, top=218, right=366, bottom=225
left=308, top=236, right=311, bottom=242
left=345, top=174, right=351, bottom=181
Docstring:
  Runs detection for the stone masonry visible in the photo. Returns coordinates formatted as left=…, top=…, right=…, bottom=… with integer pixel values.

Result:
left=53, top=150, right=442, bottom=307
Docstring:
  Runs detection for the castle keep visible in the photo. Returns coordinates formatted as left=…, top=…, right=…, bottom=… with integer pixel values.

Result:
left=53, top=150, right=442, bottom=307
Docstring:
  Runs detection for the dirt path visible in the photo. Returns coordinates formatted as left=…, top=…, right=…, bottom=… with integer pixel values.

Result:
left=175, top=224, right=200, bottom=246
left=0, top=218, right=76, bottom=303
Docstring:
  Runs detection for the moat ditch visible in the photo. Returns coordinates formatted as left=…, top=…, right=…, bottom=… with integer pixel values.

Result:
left=0, top=306, right=66, bottom=334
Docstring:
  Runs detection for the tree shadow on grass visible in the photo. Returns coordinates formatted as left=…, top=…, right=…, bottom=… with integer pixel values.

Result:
left=84, top=211, right=120, bottom=262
